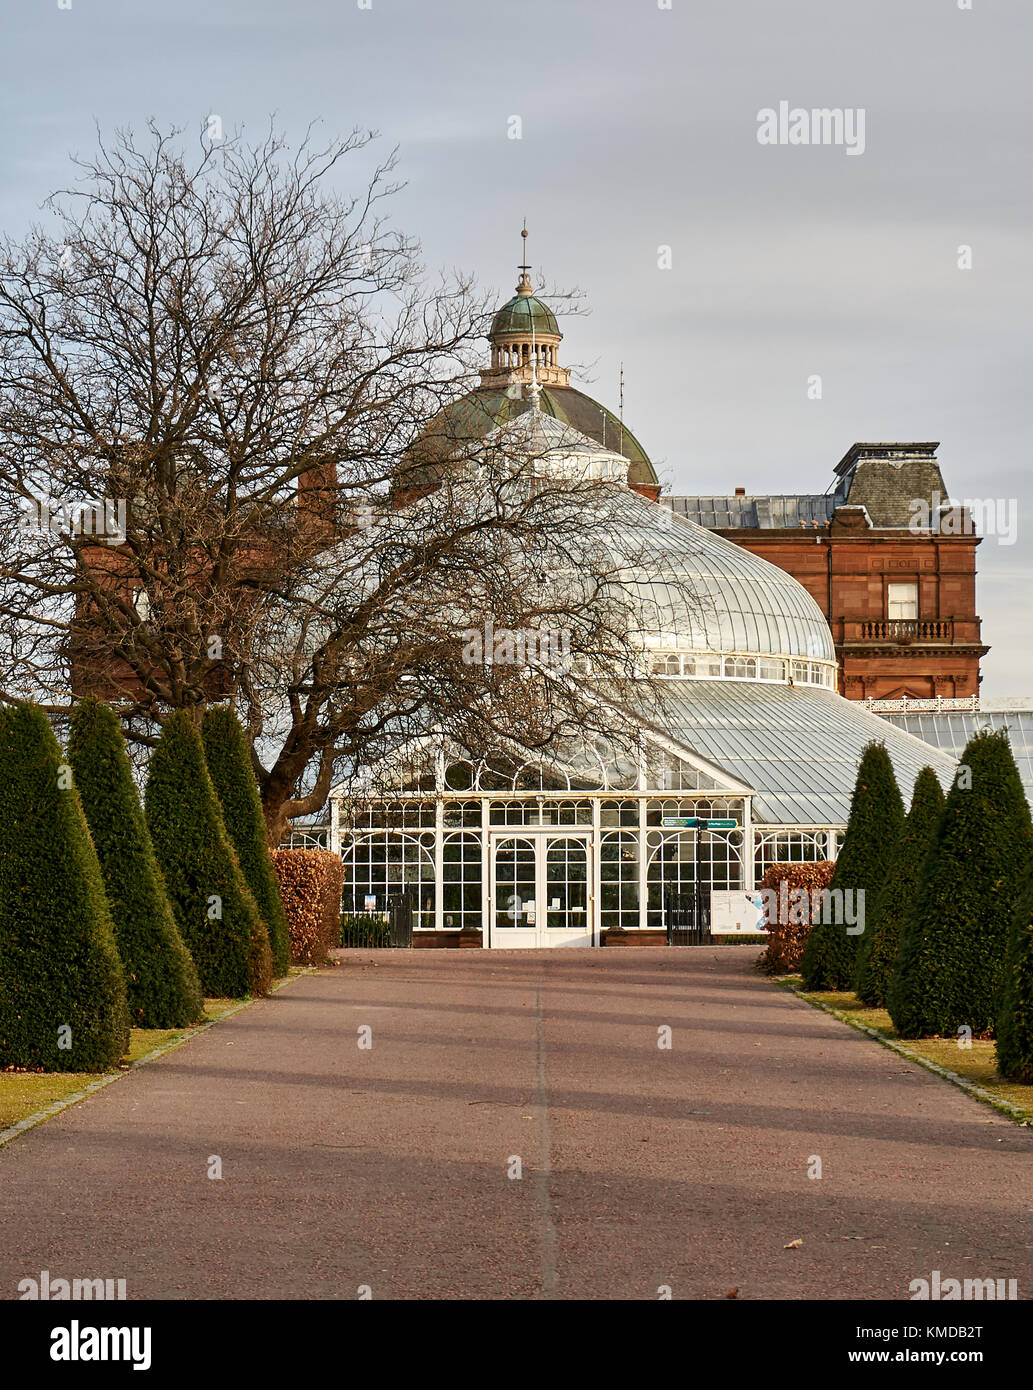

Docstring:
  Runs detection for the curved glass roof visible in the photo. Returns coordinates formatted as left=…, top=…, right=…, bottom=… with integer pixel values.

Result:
left=653, top=681, right=958, bottom=824
left=605, top=487, right=837, bottom=663
left=876, top=707, right=1033, bottom=808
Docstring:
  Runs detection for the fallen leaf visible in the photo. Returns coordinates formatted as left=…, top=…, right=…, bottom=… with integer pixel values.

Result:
left=725, top=1286, right=740, bottom=1299
left=784, top=1239, right=803, bottom=1249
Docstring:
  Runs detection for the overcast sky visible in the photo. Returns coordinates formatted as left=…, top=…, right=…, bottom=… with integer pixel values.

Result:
left=2, top=0, right=1029, bottom=696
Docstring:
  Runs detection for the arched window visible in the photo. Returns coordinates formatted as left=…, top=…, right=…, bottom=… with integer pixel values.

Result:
left=754, top=830, right=827, bottom=880
left=342, top=832, right=436, bottom=929
left=442, top=799, right=481, bottom=828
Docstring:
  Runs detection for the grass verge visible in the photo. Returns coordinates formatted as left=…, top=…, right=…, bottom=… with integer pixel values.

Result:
left=0, top=969, right=310, bottom=1142
left=777, top=977, right=1033, bottom=1126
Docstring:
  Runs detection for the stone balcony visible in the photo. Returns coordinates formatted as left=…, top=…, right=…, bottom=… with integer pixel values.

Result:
left=844, top=618, right=955, bottom=644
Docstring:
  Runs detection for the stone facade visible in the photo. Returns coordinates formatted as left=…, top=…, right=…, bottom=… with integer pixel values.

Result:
left=667, top=443, right=987, bottom=700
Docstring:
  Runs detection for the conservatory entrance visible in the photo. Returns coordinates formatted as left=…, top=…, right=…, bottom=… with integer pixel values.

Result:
left=490, top=832, right=593, bottom=947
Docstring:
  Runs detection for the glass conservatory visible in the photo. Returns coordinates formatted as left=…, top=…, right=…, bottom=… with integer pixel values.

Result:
left=310, top=411, right=957, bottom=947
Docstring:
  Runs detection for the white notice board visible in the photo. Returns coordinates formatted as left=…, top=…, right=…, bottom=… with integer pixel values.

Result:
left=710, top=891, right=767, bottom=934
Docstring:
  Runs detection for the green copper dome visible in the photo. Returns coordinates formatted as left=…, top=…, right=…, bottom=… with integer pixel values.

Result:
left=407, top=233, right=657, bottom=492
left=411, top=384, right=657, bottom=488
left=490, top=292, right=560, bottom=339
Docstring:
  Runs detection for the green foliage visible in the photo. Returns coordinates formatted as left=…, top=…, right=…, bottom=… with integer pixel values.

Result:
left=996, top=851, right=1033, bottom=1082
left=854, top=767, right=945, bottom=1007
left=800, top=743, right=905, bottom=991
left=68, top=697, right=203, bottom=1028
left=0, top=703, right=129, bottom=1071
left=145, top=710, right=272, bottom=999
left=888, top=730, right=1033, bottom=1039
left=202, top=706, right=290, bottom=976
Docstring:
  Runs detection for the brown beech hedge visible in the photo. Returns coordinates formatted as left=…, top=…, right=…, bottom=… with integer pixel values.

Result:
left=757, top=860, right=835, bottom=975
left=271, top=849, right=345, bottom=966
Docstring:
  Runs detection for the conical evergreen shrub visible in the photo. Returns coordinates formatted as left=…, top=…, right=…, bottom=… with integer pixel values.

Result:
left=0, top=703, right=129, bottom=1071
left=800, top=743, right=905, bottom=991
left=854, top=767, right=945, bottom=1007
left=202, top=706, right=290, bottom=977
left=888, top=730, right=1033, bottom=1039
left=145, top=710, right=272, bottom=999
left=68, top=696, right=203, bottom=1027
left=996, top=851, right=1033, bottom=1082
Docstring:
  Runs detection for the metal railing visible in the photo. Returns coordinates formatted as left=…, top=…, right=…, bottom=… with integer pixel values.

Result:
left=340, top=892, right=413, bottom=948
left=664, top=884, right=712, bottom=946
left=866, top=694, right=980, bottom=713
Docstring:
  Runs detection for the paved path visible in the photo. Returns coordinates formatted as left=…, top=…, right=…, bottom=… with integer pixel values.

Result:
left=1, top=948, right=1031, bottom=1301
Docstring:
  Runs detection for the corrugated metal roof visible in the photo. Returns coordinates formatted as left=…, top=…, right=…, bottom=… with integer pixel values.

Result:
left=652, top=681, right=958, bottom=825
left=876, top=708, right=1033, bottom=807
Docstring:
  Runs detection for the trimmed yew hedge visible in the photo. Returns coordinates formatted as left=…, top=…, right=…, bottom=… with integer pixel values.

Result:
left=271, top=849, right=344, bottom=966
left=800, top=743, right=905, bottom=991
left=854, top=766, right=945, bottom=1008
left=888, top=730, right=1033, bottom=1039
left=68, top=697, right=203, bottom=1028
left=145, top=710, right=272, bottom=999
left=997, top=851, right=1033, bottom=1082
left=0, top=703, right=129, bottom=1071
left=756, top=860, right=835, bottom=975
left=202, top=706, right=290, bottom=977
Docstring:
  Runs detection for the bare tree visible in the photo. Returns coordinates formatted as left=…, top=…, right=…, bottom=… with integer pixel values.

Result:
left=0, top=121, right=666, bottom=842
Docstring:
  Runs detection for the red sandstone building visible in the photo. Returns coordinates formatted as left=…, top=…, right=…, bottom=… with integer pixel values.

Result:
left=666, top=443, right=987, bottom=701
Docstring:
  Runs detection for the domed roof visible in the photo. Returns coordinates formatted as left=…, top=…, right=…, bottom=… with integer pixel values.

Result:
left=412, top=384, right=656, bottom=487
left=490, top=292, right=559, bottom=339
left=605, top=487, right=836, bottom=662
left=473, top=409, right=836, bottom=666
left=410, top=232, right=658, bottom=491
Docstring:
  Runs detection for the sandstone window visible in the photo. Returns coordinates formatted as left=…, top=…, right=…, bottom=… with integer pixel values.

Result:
left=887, top=581, right=918, bottom=620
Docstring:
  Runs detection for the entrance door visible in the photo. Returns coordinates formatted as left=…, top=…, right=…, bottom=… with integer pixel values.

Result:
left=491, top=834, right=593, bottom=947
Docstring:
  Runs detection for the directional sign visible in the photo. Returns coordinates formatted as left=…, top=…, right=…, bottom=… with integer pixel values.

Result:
left=706, top=818, right=737, bottom=830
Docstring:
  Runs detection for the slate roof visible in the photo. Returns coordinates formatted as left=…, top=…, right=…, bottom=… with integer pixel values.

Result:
left=665, top=492, right=840, bottom=529
left=667, top=443, right=948, bottom=532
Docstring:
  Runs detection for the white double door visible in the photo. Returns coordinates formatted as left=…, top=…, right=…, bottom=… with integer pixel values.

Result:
left=490, top=832, right=593, bottom=947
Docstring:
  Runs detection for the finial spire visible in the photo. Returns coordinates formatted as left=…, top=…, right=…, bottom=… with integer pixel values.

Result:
left=527, top=260, right=541, bottom=410
left=516, top=220, right=533, bottom=296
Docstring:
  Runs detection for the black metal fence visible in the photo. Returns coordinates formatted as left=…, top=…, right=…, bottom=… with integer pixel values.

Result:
left=664, top=883, right=712, bottom=946
left=340, top=892, right=413, bottom=949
